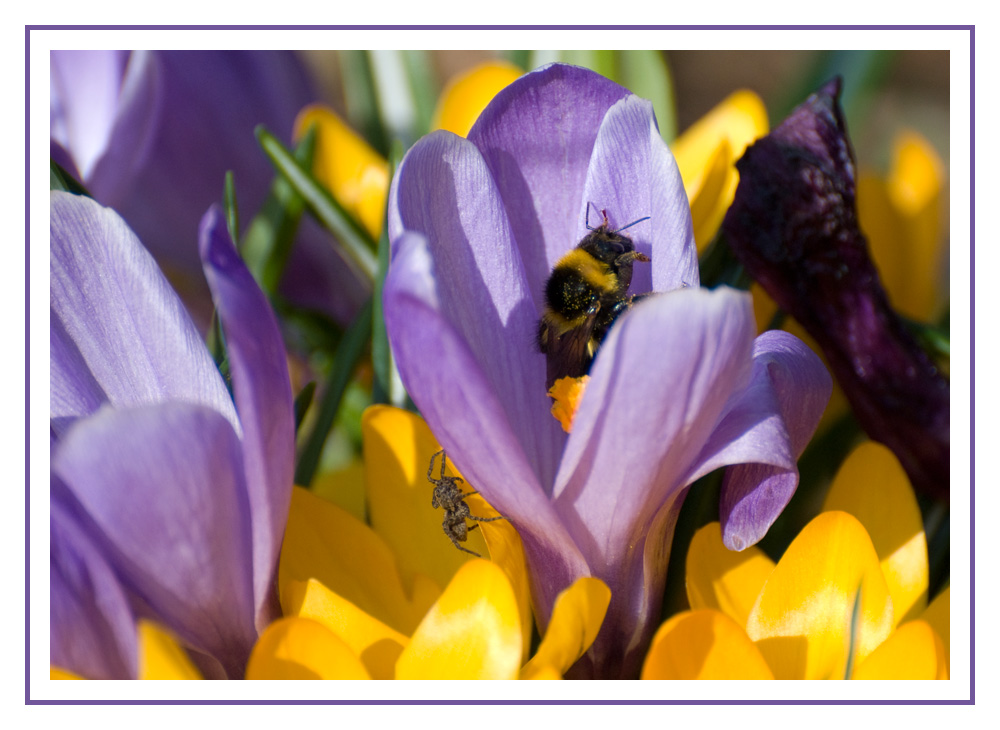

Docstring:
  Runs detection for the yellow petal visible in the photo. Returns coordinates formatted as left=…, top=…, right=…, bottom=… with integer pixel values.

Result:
left=921, top=586, right=950, bottom=660
left=281, top=577, right=408, bottom=680
left=686, top=522, right=775, bottom=628
left=278, top=485, right=439, bottom=636
left=859, top=130, right=946, bottom=322
left=137, top=621, right=201, bottom=680
left=670, top=90, right=768, bottom=252
left=293, top=105, right=389, bottom=240
left=463, top=488, right=533, bottom=663
left=746, top=511, right=894, bottom=680
left=520, top=577, right=610, bottom=679
left=396, top=559, right=522, bottom=679
left=823, top=441, right=928, bottom=626
left=246, top=617, right=370, bottom=679
left=685, top=139, right=732, bottom=253
left=641, top=609, right=774, bottom=679
left=363, top=405, right=488, bottom=592
left=522, top=665, right=563, bottom=680
left=310, top=458, right=367, bottom=524
left=50, top=667, right=84, bottom=680
left=852, top=620, right=948, bottom=680
left=431, top=61, right=523, bottom=137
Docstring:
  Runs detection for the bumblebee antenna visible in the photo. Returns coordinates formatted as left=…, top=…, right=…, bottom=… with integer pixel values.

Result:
left=613, top=216, right=651, bottom=234
left=585, top=204, right=614, bottom=231
left=584, top=203, right=650, bottom=233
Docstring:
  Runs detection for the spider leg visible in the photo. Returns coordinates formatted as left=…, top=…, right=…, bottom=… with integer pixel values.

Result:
left=469, top=514, right=504, bottom=523
left=448, top=534, right=482, bottom=557
left=427, top=449, right=443, bottom=481
left=439, top=451, right=450, bottom=480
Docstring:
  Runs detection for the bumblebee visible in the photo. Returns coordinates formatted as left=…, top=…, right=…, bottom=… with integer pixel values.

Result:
left=537, top=208, right=650, bottom=387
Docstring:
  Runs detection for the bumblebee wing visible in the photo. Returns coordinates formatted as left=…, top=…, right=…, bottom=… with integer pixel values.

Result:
left=538, top=311, right=598, bottom=388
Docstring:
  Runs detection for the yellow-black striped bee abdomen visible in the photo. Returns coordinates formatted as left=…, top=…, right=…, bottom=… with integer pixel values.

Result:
left=537, top=208, right=650, bottom=387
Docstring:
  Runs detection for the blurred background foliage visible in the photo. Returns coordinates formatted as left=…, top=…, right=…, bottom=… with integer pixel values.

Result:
left=299, top=49, right=949, bottom=171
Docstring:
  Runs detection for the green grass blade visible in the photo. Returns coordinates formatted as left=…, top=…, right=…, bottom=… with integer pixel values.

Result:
left=256, top=125, right=377, bottom=282
left=294, top=297, right=373, bottom=487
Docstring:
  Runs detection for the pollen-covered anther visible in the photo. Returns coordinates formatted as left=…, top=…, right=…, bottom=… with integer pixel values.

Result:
left=547, top=375, right=590, bottom=433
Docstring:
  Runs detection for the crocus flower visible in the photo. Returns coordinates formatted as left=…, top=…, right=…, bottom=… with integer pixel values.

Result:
left=50, top=50, right=368, bottom=325
left=642, top=441, right=949, bottom=680
left=749, top=128, right=948, bottom=432
left=50, top=190, right=295, bottom=678
left=383, top=63, right=831, bottom=678
left=857, top=129, right=948, bottom=323
left=722, top=78, right=950, bottom=500
left=246, top=405, right=609, bottom=679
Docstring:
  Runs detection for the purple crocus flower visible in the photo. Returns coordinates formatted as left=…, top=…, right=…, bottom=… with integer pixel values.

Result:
left=383, top=64, right=831, bottom=679
left=722, top=79, right=950, bottom=500
left=50, top=50, right=369, bottom=326
left=50, top=190, right=294, bottom=679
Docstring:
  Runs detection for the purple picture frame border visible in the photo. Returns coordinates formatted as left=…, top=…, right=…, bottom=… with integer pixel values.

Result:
left=25, top=25, right=974, bottom=705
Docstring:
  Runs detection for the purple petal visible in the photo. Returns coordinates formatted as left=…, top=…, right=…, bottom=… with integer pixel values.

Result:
left=51, top=402, right=258, bottom=679
left=553, top=287, right=755, bottom=558
left=688, top=330, right=832, bottom=550
left=581, top=94, right=698, bottom=295
left=55, top=51, right=348, bottom=326
left=50, top=494, right=137, bottom=680
left=50, top=51, right=130, bottom=180
left=388, top=131, right=564, bottom=489
left=199, top=207, right=294, bottom=631
left=50, top=192, right=238, bottom=432
left=50, top=313, right=106, bottom=439
left=722, top=79, right=949, bottom=499
left=86, top=51, right=315, bottom=278
left=468, top=64, right=631, bottom=304
left=550, top=287, right=755, bottom=677
left=383, top=231, right=589, bottom=612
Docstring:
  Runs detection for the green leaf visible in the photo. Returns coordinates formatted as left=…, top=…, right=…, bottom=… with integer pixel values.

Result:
left=372, top=142, right=406, bottom=407
left=401, top=49, right=438, bottom=136
left=294, top=297, right=373, bottom=487
left=843, top=585, right=863, bottom=679
left=369, top=50, right=420, bottom=148
left=776, top=50, right=897, bottom=133
left=242, top=126, right=317, bottom=295
left=617, top=50, right=677, bottom=142
left=293, top=381, right=317, bottom=436
left=255, top=125, right=377, bottom=282
left=223, top=171, right=240, bottom=244
left=697, top=233, right=750, bottom=290
left=338, top=49, right=389, bottom=157
left=505, top=49, right=532, bottom=70
left=275, top=303, right=343, bottom=358
left=560, top=50, right=617, bottom=80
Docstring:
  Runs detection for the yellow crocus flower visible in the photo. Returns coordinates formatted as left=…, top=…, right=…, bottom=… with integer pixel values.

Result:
left=670, top=90, right=769, bottom=253
left=642, top=441, right=948, bottom=680
left=248, top=406, right=610, bottom=679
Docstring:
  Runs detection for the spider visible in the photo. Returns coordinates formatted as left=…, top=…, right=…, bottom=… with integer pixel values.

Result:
left=427, top=449, right=503, bottom=557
